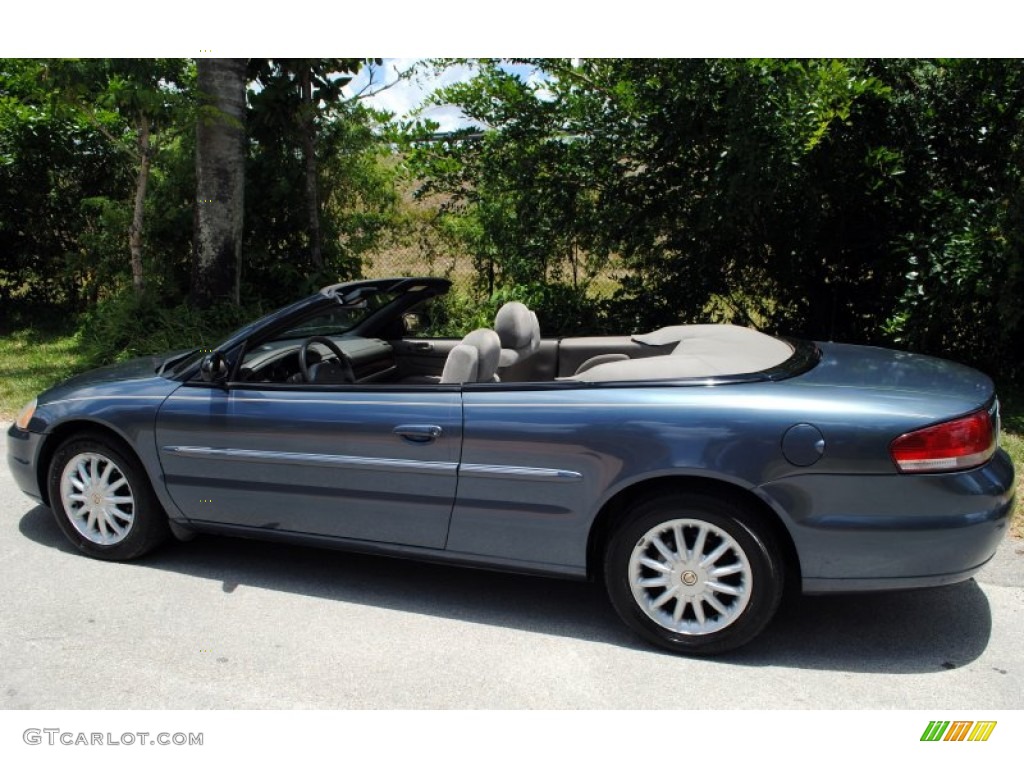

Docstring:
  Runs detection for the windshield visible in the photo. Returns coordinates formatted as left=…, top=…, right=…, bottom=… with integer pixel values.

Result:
left=157, top=279, right=451, bottom=380
left=275, top=295, right=391, bottom=340
left=158, top=289, right=399, bottom=379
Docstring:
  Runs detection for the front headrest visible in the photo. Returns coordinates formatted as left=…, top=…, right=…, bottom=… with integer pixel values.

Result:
left=462, top=327, right=502, bottom=382
left=495, top=302, right=540, bottom=367
left=439, top=344, right=479, bottom=384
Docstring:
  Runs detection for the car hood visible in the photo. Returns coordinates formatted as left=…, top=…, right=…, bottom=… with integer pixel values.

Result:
left=793, top=342, right=994, bottom=409
left=38, top=355, right=176, bottom=404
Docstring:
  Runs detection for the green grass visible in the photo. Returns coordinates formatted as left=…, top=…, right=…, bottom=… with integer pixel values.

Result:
left=1002, top=431, right=1024, bottom=539
left=0, top=324, right=1021, bottom=537
left=0, top=326, right=88, bottom=420
left=998, top=389, right=1024, bottom=539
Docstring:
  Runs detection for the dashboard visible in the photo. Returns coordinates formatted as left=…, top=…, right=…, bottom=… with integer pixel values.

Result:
left=237, top=336, right=398, bottom=384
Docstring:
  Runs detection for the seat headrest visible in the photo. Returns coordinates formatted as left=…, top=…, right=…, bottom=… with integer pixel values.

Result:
left=440, top=344, right=479, bottom=384
left=462, top=328, right=502, bottom=382
left=440, top=327, right=502, bottom=384
left=495, top=302, right=540, bottom=367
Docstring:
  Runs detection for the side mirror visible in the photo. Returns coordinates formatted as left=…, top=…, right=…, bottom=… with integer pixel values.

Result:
left=402, top=311, right=426, bottom=334
left=200, top=351, right=229, bottom=383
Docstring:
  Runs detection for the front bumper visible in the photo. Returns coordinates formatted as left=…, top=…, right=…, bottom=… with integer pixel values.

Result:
left=758, top=448, right=1016, bottom=593
left=6, top=423, right=45, bottom=504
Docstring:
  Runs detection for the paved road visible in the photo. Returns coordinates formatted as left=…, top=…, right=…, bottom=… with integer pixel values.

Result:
left=2, top=433, right=1021, bottom=709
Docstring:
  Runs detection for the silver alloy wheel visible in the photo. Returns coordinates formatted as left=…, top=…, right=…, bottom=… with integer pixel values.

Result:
left=59, top=452, right=135, bottom=546
left=628, top=517, right=753, bottom=636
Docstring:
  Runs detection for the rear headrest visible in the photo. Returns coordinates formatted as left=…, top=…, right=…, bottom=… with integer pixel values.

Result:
left=495, top=302, right=541, bottom=367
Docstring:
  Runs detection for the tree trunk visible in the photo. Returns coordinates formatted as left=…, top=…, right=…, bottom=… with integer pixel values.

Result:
left=192, top=58, right=247, bottom=309
left=128, top=113, right=150, bottom=294
left=300, top=68, right=323, bottom=269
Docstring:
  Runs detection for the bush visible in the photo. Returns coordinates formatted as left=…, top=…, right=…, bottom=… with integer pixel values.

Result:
left=425, top=281, right=607, bottom=339
left=78, top=291, right=262, bottom=366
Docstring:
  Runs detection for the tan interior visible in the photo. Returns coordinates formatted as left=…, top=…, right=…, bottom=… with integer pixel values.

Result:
left=497, top=325, right=794, bottom=382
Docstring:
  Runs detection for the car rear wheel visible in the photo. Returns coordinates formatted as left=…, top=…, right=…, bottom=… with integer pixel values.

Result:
left=604, top=492, right=784, bottom=655
left=47, top=434, right=170, bottom=561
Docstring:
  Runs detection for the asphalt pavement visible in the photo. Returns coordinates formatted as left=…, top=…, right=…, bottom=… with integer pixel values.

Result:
left=2, top=431, right=1021, bottom=709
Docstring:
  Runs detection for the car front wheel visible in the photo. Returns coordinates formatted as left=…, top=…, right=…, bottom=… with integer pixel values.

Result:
left=47, top=434, right=170, bottom=561
left=604, top=492, right=784, bottom=655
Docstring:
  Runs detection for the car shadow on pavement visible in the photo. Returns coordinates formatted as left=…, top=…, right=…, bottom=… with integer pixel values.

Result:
left=19, top=504, right=991, bottom=672
left=730, top=583, right=991, bottom=671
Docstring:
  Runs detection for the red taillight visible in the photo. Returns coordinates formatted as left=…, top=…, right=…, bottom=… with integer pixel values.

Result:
left=890, top=409, right=996, bottom=473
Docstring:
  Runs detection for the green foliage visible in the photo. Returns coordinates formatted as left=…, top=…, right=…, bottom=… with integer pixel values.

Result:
left=77, top=291, right=260, bottom=366
left=880, top=60, right=1024, bottom=380
left=0, top=59, right=133, bottom=312
left=410, top=58, right=1024, bottom=381
left=2, top=57, right=405, bottom=356
left=143, top=129, right=198, bottom=296
left=998, top=386, right=1024, bottom=538
left=244, top=59, right=400, bottom=303
left=0, top=58, right=196, bottom=316
left=4, top=57, right=1024, bottom=388
left=49, top=58, right=193, bottom=131
left=407, top=61, right=613, bottom=296
left=426, top=282, right=606, bottom=338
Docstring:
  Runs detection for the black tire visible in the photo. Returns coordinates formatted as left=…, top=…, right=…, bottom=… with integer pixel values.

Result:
left=604, top=491, right=784, bottom=655
left=46, top=433, right=170, bottom=561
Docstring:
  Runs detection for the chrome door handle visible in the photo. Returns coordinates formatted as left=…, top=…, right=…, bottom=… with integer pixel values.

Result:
left=410, top=341, right=433, bottom=352
left=393, top=424, right=443, bottom=443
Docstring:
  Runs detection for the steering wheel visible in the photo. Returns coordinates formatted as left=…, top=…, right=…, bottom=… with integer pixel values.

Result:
left=298, top=336, right=356, bottom=384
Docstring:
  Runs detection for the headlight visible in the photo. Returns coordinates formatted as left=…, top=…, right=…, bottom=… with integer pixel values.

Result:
left=14, top=398, right=37, bottom=431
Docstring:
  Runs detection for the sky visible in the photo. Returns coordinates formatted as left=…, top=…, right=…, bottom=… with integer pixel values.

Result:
left=342, top=59, right=479, bottom=132
left=342, top=59, right=548, bottom=133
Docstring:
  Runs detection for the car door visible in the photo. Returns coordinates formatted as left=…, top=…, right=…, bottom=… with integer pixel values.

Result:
left=390, top=337, right=462, bottom=379
left=383, top=295, right=465, bottom=380
left=154, top=382, right=462, bottom=548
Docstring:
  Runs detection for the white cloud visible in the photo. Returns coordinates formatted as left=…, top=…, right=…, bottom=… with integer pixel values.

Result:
left=344, top=58, right=482, bottom=132
left=343, top=59, right=558, bottom=132
left=524, top=67, right=556, bottom=102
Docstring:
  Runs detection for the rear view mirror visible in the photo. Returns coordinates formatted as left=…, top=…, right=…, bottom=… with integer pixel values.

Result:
left=200, top=351, right=229, bottom=383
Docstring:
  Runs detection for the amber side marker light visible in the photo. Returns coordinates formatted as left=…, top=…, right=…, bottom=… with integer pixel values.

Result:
left=890, top=408, right=996, bottom=473
left=14, top=398, right=36, bottom=431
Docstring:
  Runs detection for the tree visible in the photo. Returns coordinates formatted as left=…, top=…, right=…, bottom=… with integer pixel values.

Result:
left=247, top=59, right=370, bottom=270
left=45, top=59, right=191, bottom=295
left=192, top=58, right=247, bottom=308
left=411, top=58, right=1024, bottom=379
left=879, top=59, right=1024, bottom=379
left=406, top=60, right=613, bottom=331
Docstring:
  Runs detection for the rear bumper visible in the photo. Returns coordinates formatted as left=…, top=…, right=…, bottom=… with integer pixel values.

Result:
left=758, top=449, right=1015, bottom=593
left=6, top=424, right=45, bottom=503
left=800, top=555, right=998, bottom=593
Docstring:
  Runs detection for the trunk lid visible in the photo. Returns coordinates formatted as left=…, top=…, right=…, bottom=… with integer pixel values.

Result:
left=790, top=342, right=995, bottom=413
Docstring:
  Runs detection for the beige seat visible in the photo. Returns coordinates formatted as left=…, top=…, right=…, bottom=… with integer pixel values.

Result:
left=439, top=328, right=502, bottom=384
left=495, top=302, right=541, bottom=370
left=574, top=353, right=630, bottom=375
left=571, top=324, right=795, bottom=381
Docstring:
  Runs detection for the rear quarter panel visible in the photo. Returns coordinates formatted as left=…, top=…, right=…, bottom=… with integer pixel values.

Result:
left=447, top=365, right=1005, bottom=580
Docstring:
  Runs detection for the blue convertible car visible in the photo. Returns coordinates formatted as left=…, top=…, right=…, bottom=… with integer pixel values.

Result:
left=6, top=277, right=1016, bottom=654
